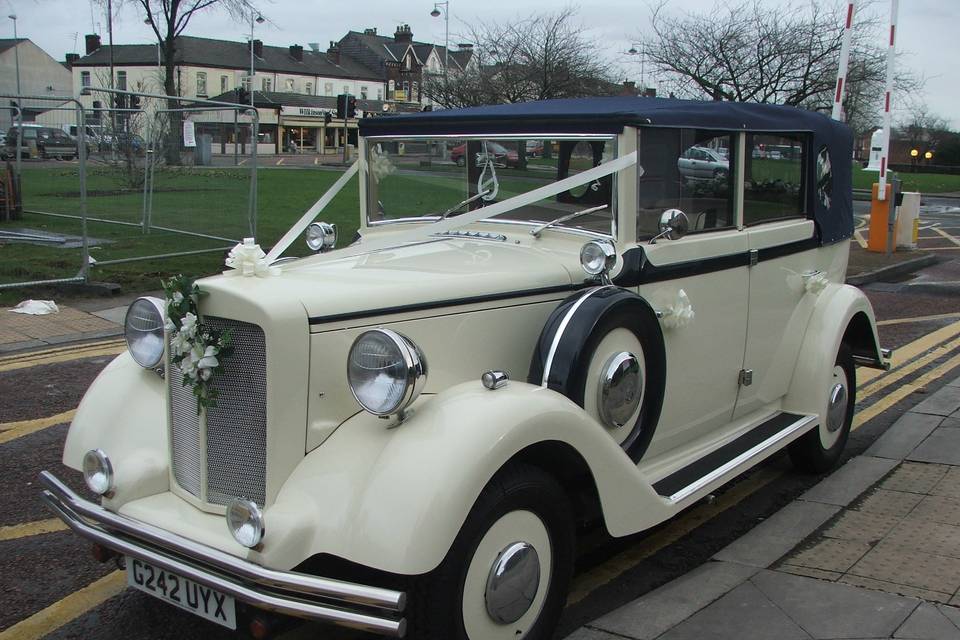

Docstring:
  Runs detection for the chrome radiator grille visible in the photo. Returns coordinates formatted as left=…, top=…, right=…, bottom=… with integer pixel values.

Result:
left=168, top=317, right=268, bottom=507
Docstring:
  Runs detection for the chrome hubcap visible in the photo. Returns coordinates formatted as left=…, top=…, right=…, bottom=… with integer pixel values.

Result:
left=826, top=381, right=848, bottom=433
left=598, top=351, right=643, bottom=428
left=485, top=542, right=540, bottom=625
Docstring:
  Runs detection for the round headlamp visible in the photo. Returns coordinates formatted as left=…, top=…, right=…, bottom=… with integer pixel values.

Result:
left=306, top=221, right=337, bottom=252
left=347, top=328, right=427, bottom=416
left=580, top=239, right=616, bottom=277
left=124, top=296, right=166, bottom=369
left=226, top=497, right=264, bottom=548
left=82, top=449, right=114, bottom=496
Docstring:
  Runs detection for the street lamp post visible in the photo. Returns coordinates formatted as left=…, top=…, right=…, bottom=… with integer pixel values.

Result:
left=249, top=9, right=264, bottom=107
left=627, top=42, right=644, bottom=96
left=430, top=1, right=449, bottom=81
left=8, top=14, right=20, bottom=95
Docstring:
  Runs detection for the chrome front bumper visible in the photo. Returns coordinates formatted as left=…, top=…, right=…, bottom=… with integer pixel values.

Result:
left=39, top=471, right=407, bottom=637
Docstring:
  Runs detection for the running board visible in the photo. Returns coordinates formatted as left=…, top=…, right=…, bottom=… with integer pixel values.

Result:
left=652, top=412, right=818, bottom=504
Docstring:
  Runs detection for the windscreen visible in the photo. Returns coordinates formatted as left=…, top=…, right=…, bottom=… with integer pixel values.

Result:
left=365, top=136, right=617, bottom=236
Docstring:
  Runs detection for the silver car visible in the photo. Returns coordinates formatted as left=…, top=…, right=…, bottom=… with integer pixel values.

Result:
left=677, top=145, right=729, bottom=180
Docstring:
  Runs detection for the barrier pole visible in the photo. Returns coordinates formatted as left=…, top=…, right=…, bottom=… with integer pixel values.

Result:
left=831, top=1, right=856, bottom=121
left=877, top=0, right=899, bottom=201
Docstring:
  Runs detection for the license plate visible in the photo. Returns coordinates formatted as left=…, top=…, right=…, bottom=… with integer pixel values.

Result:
left=126, top=557, right=236, bottom=630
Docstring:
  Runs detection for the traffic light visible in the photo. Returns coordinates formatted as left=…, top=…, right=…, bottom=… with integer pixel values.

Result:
left=235, top=86, right=249, bottom=104
left=336, top=93, right=348, bottom=119
left=346, top=95, right=357, bottom=119
left=324, top=112, right=332, bottom=125
left=113, top=94, right=127, bottom=109
left=129, top=95, right=141, bottom=110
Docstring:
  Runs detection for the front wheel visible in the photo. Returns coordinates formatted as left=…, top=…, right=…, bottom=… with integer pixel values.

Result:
left=407, top=464, right=574, bottom=639
left=789, top=344, right=855, bottom=473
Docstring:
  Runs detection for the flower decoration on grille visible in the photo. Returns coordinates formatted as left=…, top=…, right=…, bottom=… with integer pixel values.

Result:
left=162, top=275, right=233, bottom=414
left=224, top=237, right=279, bottom=278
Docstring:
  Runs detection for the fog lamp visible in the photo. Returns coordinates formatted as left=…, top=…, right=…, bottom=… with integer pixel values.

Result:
left=580, top=239, right=616, bottom=279
left=82, top=449, right=115, bottom=496
left=226, top=497, right=264, bottom=548
left=305, top=221, right=337, bottom=252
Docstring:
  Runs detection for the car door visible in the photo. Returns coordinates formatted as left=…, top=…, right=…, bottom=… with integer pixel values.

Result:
left=633, top=127, right=748, bottom=459
left=734, top=133, right=820, bottom=419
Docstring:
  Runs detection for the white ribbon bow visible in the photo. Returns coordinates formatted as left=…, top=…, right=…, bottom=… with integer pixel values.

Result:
left=225, top=238, right=280, bottom=278
left=659, top=289, right=696, bottom=330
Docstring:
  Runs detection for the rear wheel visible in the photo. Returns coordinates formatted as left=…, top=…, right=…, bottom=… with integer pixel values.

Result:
left=407, top=464, right=574, bottom=640
left=789, top=344, right=855, bottom=473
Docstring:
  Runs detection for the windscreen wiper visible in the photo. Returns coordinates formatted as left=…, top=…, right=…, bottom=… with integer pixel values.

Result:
left=439, top=190, right=491, bottom=219
left=529, top=204, right=609, bottom=237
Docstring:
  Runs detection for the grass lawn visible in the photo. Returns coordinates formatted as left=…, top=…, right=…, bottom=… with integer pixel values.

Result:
left=851, top=163, right=960, bottom=193
left=0, top=166, right=360, bottom=305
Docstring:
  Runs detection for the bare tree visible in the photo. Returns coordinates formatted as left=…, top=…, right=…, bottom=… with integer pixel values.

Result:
left=424, top=8, right=619, bottom=109
left=98, top=0, right=254, bottom=162
left=642, top=1, right=920, bottom=134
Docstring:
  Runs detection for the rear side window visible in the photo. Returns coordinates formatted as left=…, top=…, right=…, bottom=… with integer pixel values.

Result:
left=744, top=134, right=806, bottom=225
left=637, top=127, right=735, bottom=239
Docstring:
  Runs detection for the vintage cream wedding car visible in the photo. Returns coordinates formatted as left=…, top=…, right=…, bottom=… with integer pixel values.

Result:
left=41, top=97, right=889, bottom=639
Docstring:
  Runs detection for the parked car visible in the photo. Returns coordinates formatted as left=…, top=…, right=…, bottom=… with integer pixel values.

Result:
left=42, top=97, right=886, bottom=640
left=113, top=132, right=145, bottom=156
left=677, top=145, right=729, bottom=180
left=4, top=124, right=78, bottom=160
left=450, top=140, right=521, bottom=168
left=61, top=123, right=113, bottom=151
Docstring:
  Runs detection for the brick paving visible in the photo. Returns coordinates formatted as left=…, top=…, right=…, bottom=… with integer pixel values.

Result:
left=0, top=305, right=121, bottom=352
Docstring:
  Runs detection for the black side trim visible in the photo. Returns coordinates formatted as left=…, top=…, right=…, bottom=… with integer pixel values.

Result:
left=308, top=284, right=582, bottom=326
left=613, top=237, right=819, bottom=288
left=652, top=412, right=806, bottom=498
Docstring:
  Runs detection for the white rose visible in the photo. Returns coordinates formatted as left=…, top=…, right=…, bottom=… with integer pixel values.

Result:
left=181, top=312, right=198, bottom=338
left=170, top=331, right=191, bottom=357
left=197, top=345, right=219, bottom=370
left=172, top=291, right=184, bottom=305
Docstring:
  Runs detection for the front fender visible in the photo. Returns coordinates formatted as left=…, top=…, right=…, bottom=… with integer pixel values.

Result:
left=63, top=351, right=170, bottom=506
left=783, top=283, right=881, bottom=419
left=265, top=380, right=672, bottom=576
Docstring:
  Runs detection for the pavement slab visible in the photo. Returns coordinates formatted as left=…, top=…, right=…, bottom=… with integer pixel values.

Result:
left=908, top=427, right=960, bottom=466
left=563, top=629, right=625, bottom=640
left=588, top=561, right=759, bottom=640
left=839, top=574, right=954, bottom=605
left=909, top=494, right=960, bottom=526
left=940, top=606, right=960, bottom=632
left=878, top=461, right=951, bottom=494
left=786, top=537, right=872, bottom=573
left=911, top=385, right=960, bottom=418
left=893, top=602, right=960, bottom=639
left=933, top=467, right=960, bottom=497
left=0, top=305, right=120, bottom=348
left=884, top=517, right=960, bottom=559
left=657, top=581, right=811, bottom=640
left=852, top=489, right=924, bottom=519
left=712, top=500, right=840, bottom=568
left=849, top=541, right=960, bottom=594
left=751, top=569, right=918, bottom=640
left=866, top=413, right=944, bottom=460
left=821, top=509, right=901, bottom=543
left=801, top=456, right=898, bottom=507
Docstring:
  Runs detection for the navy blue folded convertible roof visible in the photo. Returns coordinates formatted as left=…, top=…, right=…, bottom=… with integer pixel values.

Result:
left=360, top=97, right=853, bottom=244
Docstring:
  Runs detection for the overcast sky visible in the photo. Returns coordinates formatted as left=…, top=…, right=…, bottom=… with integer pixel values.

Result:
left=8, top=0, right=959, bottom=128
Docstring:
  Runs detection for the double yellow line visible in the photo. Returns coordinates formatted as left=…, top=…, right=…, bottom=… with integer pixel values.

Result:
left=0, top=339, right=124, bottom=373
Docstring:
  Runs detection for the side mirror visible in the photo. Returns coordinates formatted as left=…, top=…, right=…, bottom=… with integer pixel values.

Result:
left=651, top=209, right=689, bottom=244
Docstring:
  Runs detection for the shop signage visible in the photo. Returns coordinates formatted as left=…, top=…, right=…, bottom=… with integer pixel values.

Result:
left=280, top=106, right=336, bottom=118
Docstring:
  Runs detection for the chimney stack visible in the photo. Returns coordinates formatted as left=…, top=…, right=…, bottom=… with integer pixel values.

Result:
left=252, top=39, right=263, bottom=58
left=289, top=44, right=303, bottom=61
left=84, top=34, right=101, bottom=55
left=64, top=53, right=80, bottom=67
left=394, top=24, right=413, bottom=44
left=327, top=41, right=341, bottom=64
left=363, top=28, right=377, bottom=36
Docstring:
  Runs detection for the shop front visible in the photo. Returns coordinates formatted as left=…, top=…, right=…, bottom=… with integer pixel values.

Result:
left=279, top=105, right=358, bottom=155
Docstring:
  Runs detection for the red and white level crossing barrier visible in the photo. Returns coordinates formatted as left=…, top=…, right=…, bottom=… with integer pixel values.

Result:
left=831, top=1, right=857, bottom=121
left=878, top=0, right=899, bottom=201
